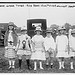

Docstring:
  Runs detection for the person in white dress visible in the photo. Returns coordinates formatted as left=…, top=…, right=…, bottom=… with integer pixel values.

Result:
left=31, top=26, right=46, bottom=70
left=16, top=26, right=32, bottom=69
left=56, top=26, right=69, bottom=69
left=69, top=28, right=75, bottom=69
left=44, top=27, right=56, bottom=68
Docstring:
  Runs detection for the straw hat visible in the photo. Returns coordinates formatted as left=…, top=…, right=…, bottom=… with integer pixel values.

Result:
left=71, top=29, right=75, bottom=34
left=8, top=22, right=14, bottom=25
left=46, top=27, right=52, bottom=33
left=21, top=26, right=27, bottom=31
left=34, top=26, right=42, bottom=32
left=58, top=26, right=66, bottom=30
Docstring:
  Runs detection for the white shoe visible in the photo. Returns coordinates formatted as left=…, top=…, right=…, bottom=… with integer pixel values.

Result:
left=34, top=68, right=37, bottom=71
left=40, top=67, right=44, bottom=70
left=59, top=67, right=62, bottom=69
left=12, top=65, right=15, bottom=68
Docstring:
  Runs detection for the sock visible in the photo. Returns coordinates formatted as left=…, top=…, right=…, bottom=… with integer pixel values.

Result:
left=9, top=60, right=12, bottom=67
left=19, top=59, right=22, bottom=68
left=34, top=61, right=37, bottom=70
left=51, top=63, right=53, bottom=65
left=12, top=60, right=15, bottom=68
left=59, top=61, right=62, bottom=69
left=70, top=62, right=73, bottom=69
left=39, top=61, right=43, bottom=69
left=46, top=59, right=49, bottom=65
left=62, top=61, right=64, bottom=68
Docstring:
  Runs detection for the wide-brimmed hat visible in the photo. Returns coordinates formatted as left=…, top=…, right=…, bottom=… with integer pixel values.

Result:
left=34, top=26, right=42, bottom=32
left=58, top=26, right=66, bottom=30
left=8, top=22, right=14, bottom=25
left=46, top=27, right=52, bottom=33
left=21, top=26, right=27, bottom=31
left=71, top=29, right=75, bottom=34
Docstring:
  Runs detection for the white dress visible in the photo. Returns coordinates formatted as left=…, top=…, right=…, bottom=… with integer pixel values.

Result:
left=56, top=35, right=69, bottom=58
left=31, top=35, right=46, bottom=60
left=17, top=34, right=31, bottom=56
left=69, top=32, right=75, bottom=57
left=44, top=36, right=56, bottom=58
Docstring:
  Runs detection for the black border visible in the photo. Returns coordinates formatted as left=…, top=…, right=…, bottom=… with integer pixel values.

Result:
left=0, top=2, right=75, bottom=4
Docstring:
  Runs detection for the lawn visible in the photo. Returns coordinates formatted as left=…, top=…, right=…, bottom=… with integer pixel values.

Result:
left=0, top=47, right=75, bottom=73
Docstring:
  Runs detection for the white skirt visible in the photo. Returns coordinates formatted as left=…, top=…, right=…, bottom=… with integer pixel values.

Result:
left=17, top=50, right=24, bottom=56
left=56, top=51, right=69, bottom=58
left=17, top=49, right=31, bottom=56
left=31, top=48, right=46, bottom=60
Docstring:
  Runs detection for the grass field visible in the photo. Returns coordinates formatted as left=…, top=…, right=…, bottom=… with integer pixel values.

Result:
left=0, top=47, right=75, bottom=73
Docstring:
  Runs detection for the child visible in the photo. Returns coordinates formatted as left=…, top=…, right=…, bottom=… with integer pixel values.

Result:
left=4, top=22, right=17, bottom=69
left=44, top=27, right=56, bottom=68
left=16, top=26, right=32, bottom=70
left=56, top=26, right=69, bottom=69
left=69, top=29, right=75, bottom=69
left=5, top=41, right=16, bottom=69
left=31, top=26, right=46, bottom=70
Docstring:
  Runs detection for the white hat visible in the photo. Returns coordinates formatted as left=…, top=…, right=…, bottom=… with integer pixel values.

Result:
left=71, top=29, right=75, bottom=33
left=46, top=27, right=52, bottom=33
left=58, top=26, right=66, bottom=30
left=35, top=26, right=42, bottom=32
left=21, top=26, right=27, bottom=31
left=8, top=22, right=14, bottom=25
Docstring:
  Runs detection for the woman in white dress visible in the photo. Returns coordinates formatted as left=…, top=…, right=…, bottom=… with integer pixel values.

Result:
left=44, top=27, right=56, bottom=68
left=16, top=26, right=32, bottom=69
left=31, top=26, right=46, bottom=70
left=56, top=26, right=69, bottom=69
left=4, top=22, right=17, bottom=69
left=69, top=29, right=75, bottom=69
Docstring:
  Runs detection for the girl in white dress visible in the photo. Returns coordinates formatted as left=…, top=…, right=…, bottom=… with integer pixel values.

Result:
left=31, top=26, right=46, bottom=70
left=56, top=27, right=69, bottom=69
left=44, top=27, right=56, bottom=68
left=69, top=29, right=75, bottom=69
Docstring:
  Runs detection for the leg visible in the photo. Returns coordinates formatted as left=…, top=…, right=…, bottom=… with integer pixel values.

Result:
left=8, top=59, right=12, bottom=69
left=18, top=55, right=22, bottom=69
left=26, top=58, right=32, bottom=70
left=39, top=61, right=44, bottom=69
left=61, top=57, right=65, bottom=69
left=12, top=59, right=15, bottom=68
left=50, top=57, right=53, bottom=68
left=46, top=58, right=49, bottom=66
left=70, top=57, right=74, bottom=69
left=34, top=60, right=37, bottom=70
left=58, top=58, right=62, bottom=69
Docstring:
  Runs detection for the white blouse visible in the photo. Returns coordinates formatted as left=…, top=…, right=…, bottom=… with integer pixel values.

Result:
left=44, top=36, right=56, bottom=51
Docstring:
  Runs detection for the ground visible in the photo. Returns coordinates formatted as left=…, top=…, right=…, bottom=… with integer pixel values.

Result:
left=0, top=47, right=75, bottom=73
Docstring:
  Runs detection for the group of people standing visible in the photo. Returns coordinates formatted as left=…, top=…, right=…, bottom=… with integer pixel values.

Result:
left=3, top=22, right=75, bottom=71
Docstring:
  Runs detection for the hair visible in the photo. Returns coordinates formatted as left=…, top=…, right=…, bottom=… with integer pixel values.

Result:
left=5, top=25, right=17, bottom=36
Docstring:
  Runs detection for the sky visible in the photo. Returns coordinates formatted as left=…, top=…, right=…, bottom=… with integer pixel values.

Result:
left=0, top=3, right=75, bottom=27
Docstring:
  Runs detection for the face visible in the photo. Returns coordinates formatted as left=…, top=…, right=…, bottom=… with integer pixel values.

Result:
left=36, top=30, right=41, bottom=35
left=8, top=42, right=13, bottom=46
left=9, top=25, right=14, bottom=30
left=60, top=29, right=65, bottom=34
left=46, top=32, right=51, bottom=37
